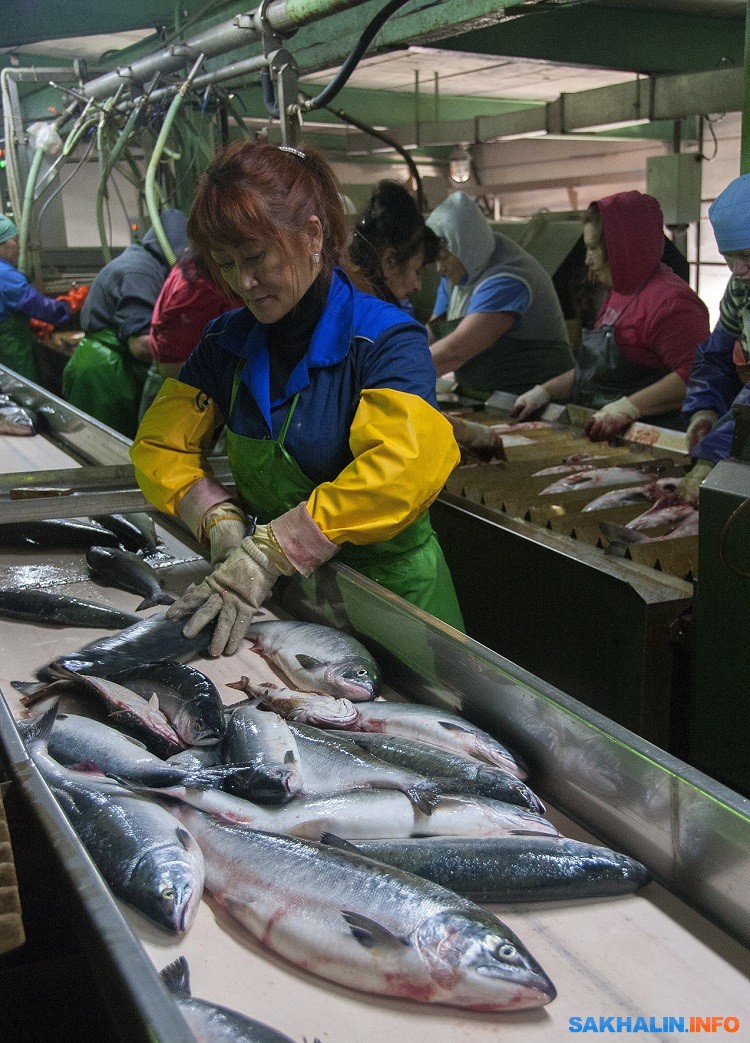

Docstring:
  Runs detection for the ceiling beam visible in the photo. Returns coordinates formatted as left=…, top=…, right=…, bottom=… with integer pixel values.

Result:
left=343, top=65, right=742, bottom=150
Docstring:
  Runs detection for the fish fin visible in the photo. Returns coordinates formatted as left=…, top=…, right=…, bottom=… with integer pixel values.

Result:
left=296, top=654, right=324, bottom=670
left=148, top=695, right=160, bottom=710
left=283, top=749, right=299, bottom=765
left=135, top=591, right=176, bottom=611
left=225, top=676, right=253, bottom=692
left=11, top=679, right=47, bottom=695
left=176, top=827, right=200, bottom=853
left=319, top=832, right=361, bottom=853
left=223, top=895, right=259, bottom=920
left=341, top=911, right=409, bottom=950
left=437, top=720, right=473, bottom=734
left=160, top=956, right=192, bottom=997
left=20, top=704, right=59, bottom=743
left=405, top=781, right=440, bottom=814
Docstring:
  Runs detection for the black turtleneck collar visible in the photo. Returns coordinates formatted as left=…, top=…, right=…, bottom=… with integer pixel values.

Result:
left=268, top=272, right=329, bottom=399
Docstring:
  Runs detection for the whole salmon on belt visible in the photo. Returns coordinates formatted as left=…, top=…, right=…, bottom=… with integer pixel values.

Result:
left=86, top=545, right=175, bottom=611
left=0, top=587, right=140, bottom=630
left=244, top=620, right=381, bottom=700
left=165, top=804, right=557, bottom=1010
left=24, top=708, right=204, bottom=934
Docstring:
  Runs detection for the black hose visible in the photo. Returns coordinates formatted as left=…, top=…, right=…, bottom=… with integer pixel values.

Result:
left=303, top=0, right=414, bottom=113
left=319, top=100, right=425, bottom=212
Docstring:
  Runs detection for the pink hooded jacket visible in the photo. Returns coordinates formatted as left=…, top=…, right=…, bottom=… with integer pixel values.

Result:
left=594, top=190, right=709, bottom=381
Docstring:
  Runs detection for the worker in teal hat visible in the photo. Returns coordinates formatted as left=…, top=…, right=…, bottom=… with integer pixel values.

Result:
left=0, top=214, right=72, bottom=382
left=679, top=173, right=750, bottom=502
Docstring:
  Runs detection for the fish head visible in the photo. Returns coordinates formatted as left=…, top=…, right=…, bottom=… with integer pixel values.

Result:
left=177, top=702, right=226, bottom=747
left=325, top=657, right=381, bottom=701
left=132, top=835, right=204, bottom=934
left=415, top=909, right=556, bottom=1011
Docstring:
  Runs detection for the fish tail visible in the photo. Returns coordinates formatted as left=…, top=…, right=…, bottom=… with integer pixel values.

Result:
left=135, top=591, right=176, bottom=611
left=318, top=832, right=362, bottom=854
left=405, top=780, right=441, bottom=814
left=160, top=956, right=192, bottom=997
left=21, top=704, right=59, bottom=744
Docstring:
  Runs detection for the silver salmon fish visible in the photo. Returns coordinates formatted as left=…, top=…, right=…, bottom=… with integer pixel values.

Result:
left=25, top=709, right=204, bottom=934
left=167, top=806, right=557, bottom=1010
left=0, top=587, right=140, bottom=630
left=322, top=834, right=651, bottom=903
left=244, top=620, right=381, bottom=700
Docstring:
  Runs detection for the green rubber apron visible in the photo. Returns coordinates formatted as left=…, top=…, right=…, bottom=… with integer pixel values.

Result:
left=225, top=366, right=464, bottom=630
left=432, top=315, right=572, bottom=401
left=0, top=313, right=38, bottom=382
left=61, top=327, right=150, bottom=438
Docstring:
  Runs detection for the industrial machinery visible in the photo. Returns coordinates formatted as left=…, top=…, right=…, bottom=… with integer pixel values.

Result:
left=430, top=396, right=697, bottom=760
left=0, top=369, right=749, bottom=1038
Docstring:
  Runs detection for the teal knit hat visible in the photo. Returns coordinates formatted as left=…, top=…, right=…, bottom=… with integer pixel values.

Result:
left=0, top=215, right=18, bottom=245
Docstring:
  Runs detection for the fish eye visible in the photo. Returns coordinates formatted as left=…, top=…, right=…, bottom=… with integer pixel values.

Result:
left=161, top=887, right=177, bottom=901
left=497, top=942, right=516, bottom=958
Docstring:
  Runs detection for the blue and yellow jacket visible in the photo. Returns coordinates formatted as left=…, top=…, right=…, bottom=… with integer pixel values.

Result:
left=131, top=267, right=459, bottom=546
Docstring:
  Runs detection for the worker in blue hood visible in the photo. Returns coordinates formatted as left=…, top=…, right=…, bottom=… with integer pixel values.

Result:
left=0, top=214, right=72, bottom=382
left=425, top=191, right=572, bottom=400
left=678, top=174, right=750, bottom=502
left=62, top=209, right=189, bottom=438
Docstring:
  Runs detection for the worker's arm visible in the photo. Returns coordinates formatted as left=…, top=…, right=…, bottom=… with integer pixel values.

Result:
left=629, top=371, right=687, bottom=418
left=430, top=311, right=516, bottom=376
left=127, top=333, right=153, bottom=362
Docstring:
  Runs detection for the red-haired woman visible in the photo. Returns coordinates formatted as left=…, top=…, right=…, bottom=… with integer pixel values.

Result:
left=131, top=141, right=463, bottom=656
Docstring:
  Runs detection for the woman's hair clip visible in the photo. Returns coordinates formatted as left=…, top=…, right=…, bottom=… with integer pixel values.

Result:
left=278, top=145, right=306, bottom=160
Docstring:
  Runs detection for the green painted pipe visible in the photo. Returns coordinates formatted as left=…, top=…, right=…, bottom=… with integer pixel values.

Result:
left=17, top=145, right=45, bottom=276
left=145, top=54, right=205, bottom=266
left=96, top=104, right=142, bottom=262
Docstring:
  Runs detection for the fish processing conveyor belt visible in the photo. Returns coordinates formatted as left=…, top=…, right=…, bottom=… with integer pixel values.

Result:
left=0, top=369, right=749, bottom=1041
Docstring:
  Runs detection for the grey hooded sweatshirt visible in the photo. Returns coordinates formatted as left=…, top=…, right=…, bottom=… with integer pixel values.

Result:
left=81, top=209, right=189, bottom=341
left=427, top=192, right=571, bottom=396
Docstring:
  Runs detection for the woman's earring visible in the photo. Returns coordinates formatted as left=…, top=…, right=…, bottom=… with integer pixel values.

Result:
left=311, top=252, right=321, bottom=264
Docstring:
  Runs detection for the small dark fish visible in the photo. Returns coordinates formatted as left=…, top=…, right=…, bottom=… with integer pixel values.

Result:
left=220, top=702, right=303, bottom=802
left=321, top=834, right=652, bottom=904
left=245, top=620, right=381, bottom=700
left=92, top=513, right=160, bottom=554
left=0, top=587, right=140, bottom=630
left=160, top=957, right=299, bottom=1042
left=37, top=610, right=214, bottom=681
left=0, top=394, right=36, bottom=435
left=0, top=517, right=122, bottom=550
left=344, top=732, right=544, bottom=812
left=117, top=660, right=225, bottom=747
left=86, top=545, right=175, bottom=611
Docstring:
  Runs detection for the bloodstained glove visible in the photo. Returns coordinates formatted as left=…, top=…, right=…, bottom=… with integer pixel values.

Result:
left=584, top=396, right=640, bottom=442
left=202, top=501, right=250, bottom=564
left=675, top=459, right=714, bottom=506
left=685, top=409, right=718, bottom=454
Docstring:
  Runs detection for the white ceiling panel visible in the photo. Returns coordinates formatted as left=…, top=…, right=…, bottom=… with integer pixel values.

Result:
left=300, top=47, right=638, bottom=101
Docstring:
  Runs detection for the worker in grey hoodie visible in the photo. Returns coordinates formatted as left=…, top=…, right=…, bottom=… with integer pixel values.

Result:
left=62, top=209, right=189, bottom=438
left=426, top=192, right=572, bottom=400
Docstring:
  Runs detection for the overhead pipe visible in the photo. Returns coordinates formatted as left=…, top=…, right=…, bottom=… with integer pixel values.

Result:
left=96, top=100, right=145, bottom=262
left=81, top=0, right=373, bottom=102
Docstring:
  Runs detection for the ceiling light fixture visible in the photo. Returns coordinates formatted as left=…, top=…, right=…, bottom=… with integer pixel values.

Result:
left=449, top=144, right=472, bottom=184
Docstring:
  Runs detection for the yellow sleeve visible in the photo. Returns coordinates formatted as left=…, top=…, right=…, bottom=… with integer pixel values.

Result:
left=130, top=378, right=223, bottom=516
left=307, top=387, right=460, bottom=545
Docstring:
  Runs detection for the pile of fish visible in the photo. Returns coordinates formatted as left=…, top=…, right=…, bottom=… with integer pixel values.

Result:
left=13, top=615, right=651, bottom=1019
left=0, top=392, right=36, bottom=435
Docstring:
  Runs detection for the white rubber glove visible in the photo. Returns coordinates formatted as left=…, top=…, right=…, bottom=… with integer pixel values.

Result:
left=166, top=524, right=294, bottom=656
left=584, top=396, right=640, bottom=442
left=685, top=409, right=718, bottom=454
left=202, top=501, right=250, bottom=564
left=511, top=385, right=551, bottom=421
left=675, top=459, right=714, bottom=506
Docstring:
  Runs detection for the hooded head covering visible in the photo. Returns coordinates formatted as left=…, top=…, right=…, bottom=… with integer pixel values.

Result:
left=593, top=191, right=664, bottom=296
left=426, top=192, right=495, bottom=283
left=0, top=215, right=19, bottom=245
left=141, top=208, right=189, bottom=263
left=708, top=175, right=750, bottom=253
